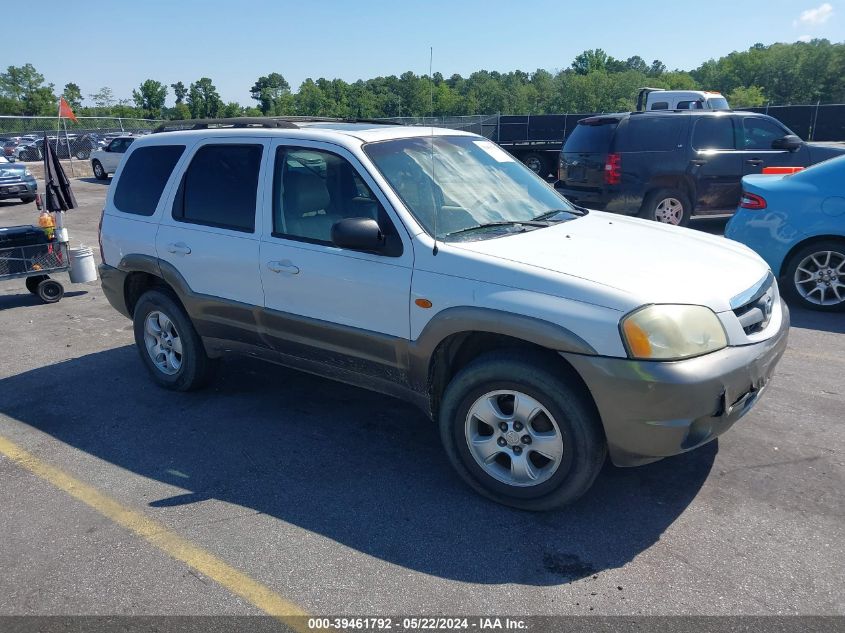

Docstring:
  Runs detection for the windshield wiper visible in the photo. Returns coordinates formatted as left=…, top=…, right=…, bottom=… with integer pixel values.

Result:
left=532, top=206, right=588, bottom=221
left=446, top=220, right=550, bottom=237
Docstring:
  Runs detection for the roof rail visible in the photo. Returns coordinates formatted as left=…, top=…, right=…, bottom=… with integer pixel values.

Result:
left=152, top=116, right=401, bottom=134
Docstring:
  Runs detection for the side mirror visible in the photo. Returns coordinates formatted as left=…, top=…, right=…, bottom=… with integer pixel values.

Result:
left=772, top=135, right=802, bottom=151
left=331, top=217, right=385, bottom=252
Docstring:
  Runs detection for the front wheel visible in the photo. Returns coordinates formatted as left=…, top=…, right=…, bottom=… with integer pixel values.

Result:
left=642, top=188, right=692, bottom=226
left=133, top=289, right=216, bottom=390
left=783, top=240, right=845, bottom=312
left=438, top=351, right=606, bottom=510
left=92, top=160, right=107, bottom=180
left=521, top=152, right=545, bottom=175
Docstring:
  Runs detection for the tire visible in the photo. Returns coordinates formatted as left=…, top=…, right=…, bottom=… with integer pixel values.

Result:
left=782, top=240, right=845, bottom=312
left=92, top=160, right=107, bottom=180
left=438, top=350, right=606, bottom=511
left=19, top=195, right=35, bottom=203
left=36, top=279, right=64, bottom=304
left=76, top=150, right=90, bottom=160
left=132, top=289, right=216, bottom=390
left=642, top=188, right=692, bottom=226
left=26, top=274, right=49, bottom=294
left=521, top=152, right=546, bottom=175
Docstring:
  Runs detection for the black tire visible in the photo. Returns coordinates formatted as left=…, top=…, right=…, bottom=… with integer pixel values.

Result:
left=641, top=188, right=692, bottom=227
left=19, top=195, right=35, bottom=203
left=521, top=152, right=546, bottom=175
left=76, top=150, right=90, bottom=160
left=25, top=274, right=49, bottom=294
left=782, top=239, right=845, bottom=312
left=132, top=289, right=216, bottom=391
left=36, top=279, right=64, bottom=303
left=438, top=350, right=606, bottom=511
left=92, top=160, right=107, bottom=180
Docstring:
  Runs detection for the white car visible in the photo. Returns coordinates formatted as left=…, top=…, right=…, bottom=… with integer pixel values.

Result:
left=98, top=118, right=789, bottom=510
left=90, top=135, right=135, bottom=179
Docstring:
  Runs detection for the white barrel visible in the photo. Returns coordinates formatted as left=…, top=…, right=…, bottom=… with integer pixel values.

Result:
left=68, top=246, right=98, bottom=283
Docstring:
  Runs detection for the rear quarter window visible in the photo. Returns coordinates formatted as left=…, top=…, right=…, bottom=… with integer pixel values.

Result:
left=113, top=145, right=185, bottom=216
left=563, top=119, right=619, bottom=153
left=615, top=117, right=683, bottom=152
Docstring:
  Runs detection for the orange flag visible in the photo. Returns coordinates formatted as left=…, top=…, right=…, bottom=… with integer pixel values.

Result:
left=59, top=97, right=78, bottom=123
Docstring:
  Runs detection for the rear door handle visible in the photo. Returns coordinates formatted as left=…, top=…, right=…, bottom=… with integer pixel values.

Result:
left=266, top=260, right=300, bottom=275
left=745, top=159, right=764, bottom=166
left=690, top=159, right=706, bottom=166
left=166, top=242, right=191, bottom=255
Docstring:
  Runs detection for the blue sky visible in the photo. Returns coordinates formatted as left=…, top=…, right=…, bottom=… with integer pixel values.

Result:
left=11, top=0, right=843, bottom=106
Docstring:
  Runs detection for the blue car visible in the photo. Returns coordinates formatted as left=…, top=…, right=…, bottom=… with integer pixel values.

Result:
left=726, top=155, right=845, bottom=312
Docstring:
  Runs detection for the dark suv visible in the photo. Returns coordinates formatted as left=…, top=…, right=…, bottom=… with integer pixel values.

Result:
left=556, top=110, right=845, bottom=226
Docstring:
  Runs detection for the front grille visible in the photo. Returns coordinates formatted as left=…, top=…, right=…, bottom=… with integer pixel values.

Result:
left=731, top=273, right=776, bottom=335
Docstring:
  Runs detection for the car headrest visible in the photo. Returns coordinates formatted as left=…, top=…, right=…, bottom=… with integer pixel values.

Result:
left=284, top=171, right=330, bottom=215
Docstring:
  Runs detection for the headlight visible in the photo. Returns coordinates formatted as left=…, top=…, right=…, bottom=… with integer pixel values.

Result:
left=620, top=304, right=727, bottom=360
left=24, top=168, right=33, bottom=177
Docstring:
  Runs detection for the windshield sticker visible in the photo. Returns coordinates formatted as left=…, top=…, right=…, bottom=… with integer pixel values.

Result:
left=473, top=140, right=515, bottom=163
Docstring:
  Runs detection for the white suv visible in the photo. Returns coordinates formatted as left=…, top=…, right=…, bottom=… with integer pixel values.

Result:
left=98, top=118, right=789, bottom=510
left=90, top=135, right=135, bottom=179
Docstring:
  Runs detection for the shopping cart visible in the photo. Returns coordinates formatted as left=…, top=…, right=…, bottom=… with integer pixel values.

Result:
left=0, top=237, right=69, bottom=303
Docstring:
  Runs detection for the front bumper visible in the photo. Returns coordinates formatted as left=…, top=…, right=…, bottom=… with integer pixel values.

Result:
left=0, top=180, right=36, bottom=199
left=562, top=302, right=790, bottom=467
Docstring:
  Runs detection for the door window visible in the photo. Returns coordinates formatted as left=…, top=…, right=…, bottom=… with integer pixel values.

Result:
left=272, top=146, right=399, bottom=253
left=172, top=144, right=263, bottom=232
left=742, top=117, right=788, bottom=150
left=692, top=117, right=735, bottom=150
left=650, top=102, right=669, bottom=110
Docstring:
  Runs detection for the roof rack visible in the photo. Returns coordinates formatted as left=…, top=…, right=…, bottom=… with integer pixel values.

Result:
left=152, top=116, right=400, bottom=134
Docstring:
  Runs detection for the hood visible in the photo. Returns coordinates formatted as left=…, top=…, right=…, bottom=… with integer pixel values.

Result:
left=0, top=163, right=28, bottom=179
left=451, top=211, right=770, bottom=313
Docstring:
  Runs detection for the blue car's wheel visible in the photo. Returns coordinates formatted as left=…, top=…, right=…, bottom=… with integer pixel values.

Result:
left=784, top=240, right=845, bottom=312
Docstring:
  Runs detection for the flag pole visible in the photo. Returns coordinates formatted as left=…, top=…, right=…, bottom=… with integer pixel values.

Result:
left=63, top=116, right=75, bottom=177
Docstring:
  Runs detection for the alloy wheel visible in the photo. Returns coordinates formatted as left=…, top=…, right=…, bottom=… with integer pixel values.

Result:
left=464, top=390, right=564, bottom=487
left=143, top=311, right=183, bottom=375
left=654, top=197, right=684, bottom=225
left=794, top=250, right=845, bottom=306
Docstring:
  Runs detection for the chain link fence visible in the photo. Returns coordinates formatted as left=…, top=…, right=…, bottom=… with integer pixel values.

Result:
left=0, top=116, right=163, bottom=164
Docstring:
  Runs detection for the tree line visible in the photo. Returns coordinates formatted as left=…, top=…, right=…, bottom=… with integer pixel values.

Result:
left=1, top=40, right=843, bottom=121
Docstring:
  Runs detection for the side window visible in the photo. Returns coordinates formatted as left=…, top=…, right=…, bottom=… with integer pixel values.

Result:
left=742, top=117, right=787, bottom=150
left=616, top=117, right=683, bottom=152
left=677, top=100, right=703, bottom=110
left=650, top=101, right=669, bottom=110
left=172, top=144, right=263, bottom=232
left=113, top=145, right=185, bottom=216
left=271, top=146, right=400, bottom=254
left=692, top=118, right=735, bottom=150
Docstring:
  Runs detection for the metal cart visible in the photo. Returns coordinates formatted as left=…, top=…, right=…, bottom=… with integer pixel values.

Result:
left=0, top=240, right=69, bottom=303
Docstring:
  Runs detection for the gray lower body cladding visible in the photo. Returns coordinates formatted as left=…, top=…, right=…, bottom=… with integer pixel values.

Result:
left=562, top=303, right=790, bottom=467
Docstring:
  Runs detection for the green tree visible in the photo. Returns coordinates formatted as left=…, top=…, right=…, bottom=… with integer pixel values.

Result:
left=89, top=87, right=115, bottom=109
left=132, top=79, right=167, bottom=118
left=0, top=64, right=56, bottom=115
left=295, top=79, right=325, bottom=116
left=250, top=72, right=292, bottom=115
left=187, top=78, right=222, bottom=119
left=572, top=49, right=609, bottom=75
left=62, top=83, right=83, bottom=110
left=727, top=85, right=767, bottom=108
left=171, top=81, right=188, bottom=104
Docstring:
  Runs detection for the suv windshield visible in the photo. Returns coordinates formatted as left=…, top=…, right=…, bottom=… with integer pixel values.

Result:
left=364, top=135, right=581, bottom=241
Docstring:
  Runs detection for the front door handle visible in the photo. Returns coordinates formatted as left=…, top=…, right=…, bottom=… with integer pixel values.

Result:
left=266, top=260, right=300, bottom=275
left=745, top=159, right=764, bottom=166
left=166, top=242, right=191, bottom=255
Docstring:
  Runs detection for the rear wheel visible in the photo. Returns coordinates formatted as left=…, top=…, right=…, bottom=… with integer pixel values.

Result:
left=521, top=152, right=546, bottom=175
left=133, top=289, right=217, bottom=390
left=438, top=351, right=606, bottom=510
left=25, top=274, right=49, bottom=294
left=783, top=240, right=845, bottom=312
left=20, top=195, right=35, bottom=203
left=92, top=160, right=107, bottom=180
left=642, top=188, right=692, bottom=226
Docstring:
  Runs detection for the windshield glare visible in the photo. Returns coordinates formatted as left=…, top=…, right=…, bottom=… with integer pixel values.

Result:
left=364, top=135, right=580, bottom=241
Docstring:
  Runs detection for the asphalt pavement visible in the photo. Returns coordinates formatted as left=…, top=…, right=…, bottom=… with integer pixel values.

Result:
left=0, top=180, right=843, bottom=618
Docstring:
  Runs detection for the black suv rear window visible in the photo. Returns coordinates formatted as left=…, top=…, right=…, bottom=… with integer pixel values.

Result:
left=113, top=145, right=185, bottom=216
left=615, top=117, right=683, bottom=152
left=564, top=118, right=619, bottom=153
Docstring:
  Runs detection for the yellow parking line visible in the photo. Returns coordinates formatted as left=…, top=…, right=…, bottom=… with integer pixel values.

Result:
left=0, top=434, right=310, bottom=629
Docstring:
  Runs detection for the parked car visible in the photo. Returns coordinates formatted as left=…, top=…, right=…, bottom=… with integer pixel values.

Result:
left=15, top=140, right=42, bottom=162
left=556, top=110, right=845, bottom=226
left=636, top=88, right=730, bottom=111
left=98, top=119, right=789, bottom=510
left=0, top=155, right=37, bottom=202
left=90, top=136, right=135, bottom=179
left=726, top=156, right=845, bottom=312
